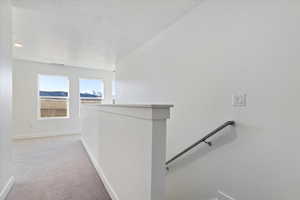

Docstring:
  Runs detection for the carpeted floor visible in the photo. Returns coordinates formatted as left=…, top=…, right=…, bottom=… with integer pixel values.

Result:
left=7, top=135, right=111, bottom=200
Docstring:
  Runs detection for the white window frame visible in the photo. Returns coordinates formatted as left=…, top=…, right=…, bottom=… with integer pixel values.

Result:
left=37, top=74, right=70, bottom=120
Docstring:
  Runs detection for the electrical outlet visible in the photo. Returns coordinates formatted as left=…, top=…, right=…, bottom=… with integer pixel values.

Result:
left=232, top=94, right=247, bottom=107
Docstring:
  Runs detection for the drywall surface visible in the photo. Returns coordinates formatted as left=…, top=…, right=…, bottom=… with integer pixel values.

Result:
left=13, top=59, right=113, bottom=138
left=81, top=104, right=171, bottom=200
left=0, top=0, right=13, bottom=195
left=116, top=0, right=300, bottom=199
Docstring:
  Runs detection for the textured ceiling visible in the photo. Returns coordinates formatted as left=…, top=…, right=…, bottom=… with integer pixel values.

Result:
left=12, top=0, right=201, bottom=70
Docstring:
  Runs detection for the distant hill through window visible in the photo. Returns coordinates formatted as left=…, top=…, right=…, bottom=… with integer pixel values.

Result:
left=39, top=91, right=102, bottom=98
left=40, top=91, right=68, bottom=97
left=80, top=93, right=102, bottom=98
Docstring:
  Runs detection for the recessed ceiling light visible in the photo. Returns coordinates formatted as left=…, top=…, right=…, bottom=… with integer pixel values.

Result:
left=14, top=43, right=23, bottom=48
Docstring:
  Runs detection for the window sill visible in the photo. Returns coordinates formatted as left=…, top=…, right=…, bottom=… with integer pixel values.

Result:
left=38, top=116, right=70, bottom=120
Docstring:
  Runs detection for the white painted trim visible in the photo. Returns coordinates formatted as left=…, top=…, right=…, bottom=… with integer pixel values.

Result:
left=82, top=104, right=172, bottom=120
left=96, top=104, right=174, bottom=109
left=13, top=132, right=81, bottom=140
left=0, top=176, right=15, bottom=200
left=80, top=138, right=119, bottom=200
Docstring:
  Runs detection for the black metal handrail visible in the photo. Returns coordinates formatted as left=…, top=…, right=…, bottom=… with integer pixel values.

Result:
left=166, top=121, right=235, bottom=166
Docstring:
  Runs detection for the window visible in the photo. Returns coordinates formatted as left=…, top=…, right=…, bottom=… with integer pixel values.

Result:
left=80, top=79, right=104, bottom=104
left=38, top=75, right=69, bottom=118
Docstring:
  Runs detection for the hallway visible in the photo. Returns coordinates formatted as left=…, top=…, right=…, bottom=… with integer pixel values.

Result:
left=7, top=136, right=111, bottom=200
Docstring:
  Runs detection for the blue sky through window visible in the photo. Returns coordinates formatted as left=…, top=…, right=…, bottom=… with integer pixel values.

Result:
left=80, top=79, right=103, bottom=98
left=39, top=75, right=69, bottom=92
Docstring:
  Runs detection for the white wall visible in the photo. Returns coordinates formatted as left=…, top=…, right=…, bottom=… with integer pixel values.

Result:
left=116, top=0, right=300, bottom=199
left=81, top=104, right=171, bottom=200
left=13, top=59, right=114, bottom=139
left=0, top=0, right=13, bottom=195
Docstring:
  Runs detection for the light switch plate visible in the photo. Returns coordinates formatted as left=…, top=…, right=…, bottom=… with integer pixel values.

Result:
left=232, top=94, right=247, bottom=107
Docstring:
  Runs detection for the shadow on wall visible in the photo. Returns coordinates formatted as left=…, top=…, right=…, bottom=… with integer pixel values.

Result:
left=167, top=126, right=237, bottom=173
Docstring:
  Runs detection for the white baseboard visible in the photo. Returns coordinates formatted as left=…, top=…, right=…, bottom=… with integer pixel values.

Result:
left=13, top=132, right=81, bottom=140
left=80, top=138, right=119, bottom=200
left=0, top=176, right=15, bottom=200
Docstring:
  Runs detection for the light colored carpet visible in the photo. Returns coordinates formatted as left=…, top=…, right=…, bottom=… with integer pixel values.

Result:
left=7, top=135, right=111, bottom=200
